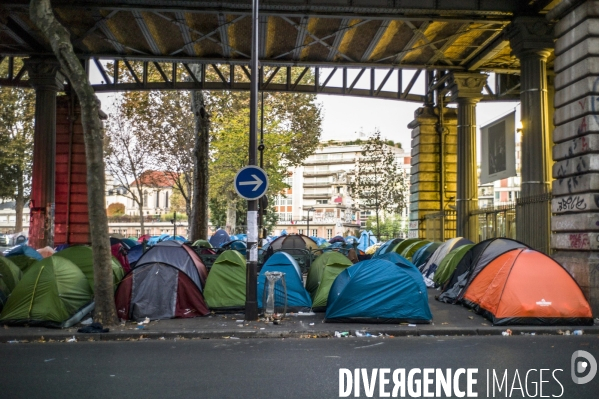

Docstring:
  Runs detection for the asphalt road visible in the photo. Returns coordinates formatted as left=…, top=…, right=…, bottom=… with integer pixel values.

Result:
left=1, top=336, right=598, bottom=399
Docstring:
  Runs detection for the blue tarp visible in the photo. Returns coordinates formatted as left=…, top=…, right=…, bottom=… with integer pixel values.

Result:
left=257, top=252, right=312, bottom=311
left=345, top=236, right=359, bottom=245
left=357, top=231, right=377, bottom=253
left=325, top=256, right=432, bottom=323
left=209, top=229, right=230, bottom=248
left=4, top=245, right=43, bottom=261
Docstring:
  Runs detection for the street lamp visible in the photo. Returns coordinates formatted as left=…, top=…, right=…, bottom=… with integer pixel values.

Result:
left=306, top=207, right=315, bottom=237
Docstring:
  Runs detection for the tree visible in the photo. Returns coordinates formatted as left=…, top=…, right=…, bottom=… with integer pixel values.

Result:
left=104, top=96, right=159, bottom=235
left=0, top=60, right=34, bottom=233
left=30, top=0, right=117, bottom=325
left=106, top=203, right=125, bottom=216
left=349, top=130, right=409, bottom=240
left=105, top=62, right=209, bottom=241
left=207, top=67, right=322, bottom=232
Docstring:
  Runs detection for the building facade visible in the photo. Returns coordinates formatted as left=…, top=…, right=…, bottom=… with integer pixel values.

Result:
left=272, top=140, right=411, bottom=238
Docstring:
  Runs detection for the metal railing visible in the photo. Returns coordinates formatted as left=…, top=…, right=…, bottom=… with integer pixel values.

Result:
left=472, top=203, right=517, bottom=241
left=423, top=210, right=456, bottom=242
left=516, top=193, right=552, bottom=254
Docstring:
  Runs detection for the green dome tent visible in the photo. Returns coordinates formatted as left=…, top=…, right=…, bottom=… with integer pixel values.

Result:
left=203, top=250, right=246, bottom=310
left=433, top=244, right=474, bottom=286
left=0, top=257, right=23, bottom=311
left=400, top=240, right=430, bottom=261
left=53, top=246, right=125, bottom=292
left=7, top=255, right=38, bottom=274
left=0, top=257, right=94, bottom=327
left=306, top=252, right=353, bottom=311
left=192, top=239, right=213, bottom=249
left=392, top=238, right=421, bottom=256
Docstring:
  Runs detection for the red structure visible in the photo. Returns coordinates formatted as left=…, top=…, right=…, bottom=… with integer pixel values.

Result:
left=53, top=95, right=90, bottom=245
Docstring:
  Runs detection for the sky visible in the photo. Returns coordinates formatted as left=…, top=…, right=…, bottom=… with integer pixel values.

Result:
left=316, top=94, right=520, bottom=154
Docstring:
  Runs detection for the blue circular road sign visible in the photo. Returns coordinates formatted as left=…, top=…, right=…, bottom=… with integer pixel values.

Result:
left=234, top=166, right=269, bottom=200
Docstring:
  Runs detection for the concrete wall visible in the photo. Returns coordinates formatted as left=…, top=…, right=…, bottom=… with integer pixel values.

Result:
left=551, top=1, right=599, bottom=315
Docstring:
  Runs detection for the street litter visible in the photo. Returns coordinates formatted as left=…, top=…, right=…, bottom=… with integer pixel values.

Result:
left=230, top=337, right=240, bottom=340
left=501, top=329, right=513, bottom=336
left=335, top=331, right=350, bottom=338
left=408, top=324, right=417, bottom=327
left=573, top=330, right=584, bottom=335
left=67, top=336, right=77, bottom=343
left=138, top=317, right=150, bottom=325
left=309, top=323, right=315, bottom=326
left=236, top=320, right=244, bottom=323
left=80, top=318, right=93, bottom=326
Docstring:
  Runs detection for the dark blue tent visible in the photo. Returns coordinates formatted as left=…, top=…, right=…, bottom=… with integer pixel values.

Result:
left=411, top=242, right=442, bottom=269
left=373, top=238, right=404, bottom=258
left=257, top=252, right=311, bottom=312
left=222, top=240, right=247, bottom=255
left=127, top=244, right=144, bottom=267
left=209, top=229, right=230, bottom=248
left=325, top=257, right=432, bottom=324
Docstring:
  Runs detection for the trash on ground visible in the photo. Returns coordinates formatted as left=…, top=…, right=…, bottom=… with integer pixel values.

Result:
left=408, top=324, right=417, bottom=327
left=80, top=318, right=93, bottom=326
left=502, top=329, right=513, bottom=336
left=67, top=336, right=77, bottom=343
left=77, top=322, right=109, bottom=334
left=236, top=320, right=244, bottom=323
left=138, top=317, right=150, bottom=325
left=573, top=330, right=584, bottom=335
left=335, top=331, right=350, bottom=338
left=309, top=323, right=315, bottom=326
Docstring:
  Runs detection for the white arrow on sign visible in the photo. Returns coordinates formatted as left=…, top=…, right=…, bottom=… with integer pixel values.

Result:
left=239, top=174, right=264, bottom=191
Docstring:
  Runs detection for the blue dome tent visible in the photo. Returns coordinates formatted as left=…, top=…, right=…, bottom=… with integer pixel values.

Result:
left=257, top=252, right=311, bottom=312
left=209, top=229, right=230, bottom=248
left=325, top=257, right=432, bottom=324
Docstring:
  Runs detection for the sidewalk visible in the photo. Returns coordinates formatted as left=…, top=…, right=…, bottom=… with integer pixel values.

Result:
left=2, top=291, right=598, bottom=343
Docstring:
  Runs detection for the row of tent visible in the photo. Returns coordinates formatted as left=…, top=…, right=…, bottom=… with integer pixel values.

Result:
left=2, top=234, right=593, bottom=327
left=371, top=236, right=593, bottom=326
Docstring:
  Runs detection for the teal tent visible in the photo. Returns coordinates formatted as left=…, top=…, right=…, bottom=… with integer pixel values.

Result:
left=325, top=255, right=432, bottom=324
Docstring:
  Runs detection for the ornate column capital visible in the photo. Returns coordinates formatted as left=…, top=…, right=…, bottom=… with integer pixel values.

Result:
left=448, top=72, right=488, bottom=103
left=24, top=57, right=64, bottom=91
left=505, top=17, right=554, bottom=60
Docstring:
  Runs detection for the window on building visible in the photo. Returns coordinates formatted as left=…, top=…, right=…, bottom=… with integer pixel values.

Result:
left=155, top=190, right=160, bottom=208
left=316, top=199, right=329, bottom=204
left=298, top=229, right=304, bottom=235
left=165, top=192, right=169, bottom=209
left=326, top=229, right=332, bottom=239
left=311, top=229, right=317, bottom=237
left=143, top=190, right=148, bottom=206
left=508, top=191, right=513, bottom=201
left=495, top=192, right=500, bottom=200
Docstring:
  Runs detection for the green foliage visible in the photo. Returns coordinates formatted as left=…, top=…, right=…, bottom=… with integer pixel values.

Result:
left=0, top=59, right=34, bottom=203
left=365, top=215, right=407, bottom=239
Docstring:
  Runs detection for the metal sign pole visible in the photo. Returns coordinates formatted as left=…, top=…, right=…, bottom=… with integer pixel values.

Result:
left=245, top=0, right=259, bottom=321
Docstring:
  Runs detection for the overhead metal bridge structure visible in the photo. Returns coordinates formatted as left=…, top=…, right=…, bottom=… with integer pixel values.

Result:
left=3, top=1, right=599, bottom=313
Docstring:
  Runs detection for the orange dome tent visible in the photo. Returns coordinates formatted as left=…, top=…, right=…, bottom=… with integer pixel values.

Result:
left=462, top=248, right=593, bottom=326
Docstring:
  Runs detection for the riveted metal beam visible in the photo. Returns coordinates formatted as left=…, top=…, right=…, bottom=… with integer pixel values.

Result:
left=175, top=11, right=195, bottom=56
left=133, top=10, right=161, bottom=55
left=292, top=17, right=309, bottom=61
left=217, top=14, right=231, bottom=58
left=361, top=20, right=390, bottom=62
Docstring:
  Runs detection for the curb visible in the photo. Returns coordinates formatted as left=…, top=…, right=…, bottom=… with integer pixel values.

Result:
left=2, top=326, right=598, bottom=343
